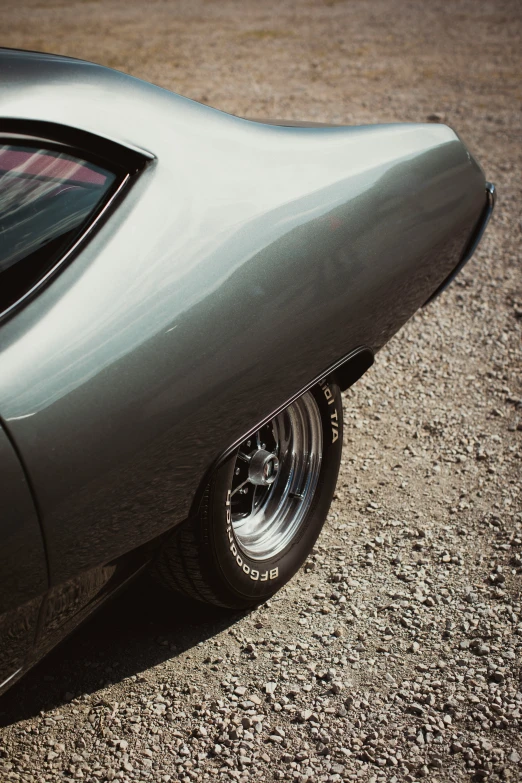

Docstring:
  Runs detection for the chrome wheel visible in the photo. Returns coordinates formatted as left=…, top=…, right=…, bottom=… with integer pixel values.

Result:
left=157, top=379, right=343, bottom=609
left=230, top=392, right=323, bottom=560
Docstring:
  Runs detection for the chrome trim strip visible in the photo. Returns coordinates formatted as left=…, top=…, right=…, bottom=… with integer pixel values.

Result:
left=0, top=667, right=22, bottom=692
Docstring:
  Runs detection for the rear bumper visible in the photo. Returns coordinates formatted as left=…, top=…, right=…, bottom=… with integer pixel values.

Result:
left=425, top=182, right=496, bottom=304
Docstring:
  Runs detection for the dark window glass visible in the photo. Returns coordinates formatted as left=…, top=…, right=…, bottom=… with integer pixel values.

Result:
left=0, top=144, right=116, bottom=315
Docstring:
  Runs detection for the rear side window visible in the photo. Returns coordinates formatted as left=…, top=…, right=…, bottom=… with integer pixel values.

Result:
left=0, top=144, right=116, bottom=316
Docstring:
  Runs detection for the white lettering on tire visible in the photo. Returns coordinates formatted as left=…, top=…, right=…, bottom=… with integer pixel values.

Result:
left=321, top=382, right=336, bottom=405
left=225, top=490, right=278, bottom=580
left=320, top=382, right=339, bottom=443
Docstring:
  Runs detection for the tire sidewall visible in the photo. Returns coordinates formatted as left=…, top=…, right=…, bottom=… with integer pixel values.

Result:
left=203, top=379, right=343, bottom=605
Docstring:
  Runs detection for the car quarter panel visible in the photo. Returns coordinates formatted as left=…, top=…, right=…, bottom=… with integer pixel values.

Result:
left=0, top=50, right=486, bottom=585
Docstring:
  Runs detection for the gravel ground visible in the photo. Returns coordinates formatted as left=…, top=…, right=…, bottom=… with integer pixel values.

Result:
left=1, top=1, right=521, bottom=782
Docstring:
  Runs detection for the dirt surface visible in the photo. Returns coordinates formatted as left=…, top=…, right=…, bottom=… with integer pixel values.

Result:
left=1, top=1, right=521, bottom=782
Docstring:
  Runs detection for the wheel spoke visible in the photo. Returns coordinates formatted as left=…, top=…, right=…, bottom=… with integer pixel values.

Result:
left=231, top=478, right=249, bottom=497
left=278, top=420, right=292, bottom=463
left=270, top=419, right=280, bottom=456
left=229, top=392, right=324, bottom=561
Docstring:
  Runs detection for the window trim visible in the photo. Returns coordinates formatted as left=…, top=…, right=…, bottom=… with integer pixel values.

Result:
left=0, top=119, right=154, bottom=324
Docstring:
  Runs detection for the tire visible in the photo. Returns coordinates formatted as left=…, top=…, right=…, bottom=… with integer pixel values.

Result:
left=155, top=378, right=343, bottom=609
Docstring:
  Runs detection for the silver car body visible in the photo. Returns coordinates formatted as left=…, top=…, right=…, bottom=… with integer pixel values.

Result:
left=0, top=49, right=492, bottom=691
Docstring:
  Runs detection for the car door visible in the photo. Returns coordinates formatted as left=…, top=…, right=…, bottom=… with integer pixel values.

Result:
left=0, top=421, right=47, bottom=693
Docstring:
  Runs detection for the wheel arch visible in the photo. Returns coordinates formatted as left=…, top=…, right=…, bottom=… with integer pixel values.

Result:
left=188, top=346, right=374, bottom=519
left=332, top=346, right=374, bottom=392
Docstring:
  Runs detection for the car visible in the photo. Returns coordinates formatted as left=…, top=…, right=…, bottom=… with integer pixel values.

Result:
left=0, top=47, right=495, bottom=695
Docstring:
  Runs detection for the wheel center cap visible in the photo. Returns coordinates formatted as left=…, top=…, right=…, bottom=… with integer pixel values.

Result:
left=248, top=449, right=279, bottom=486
